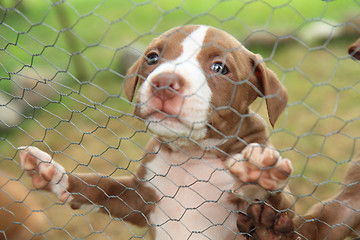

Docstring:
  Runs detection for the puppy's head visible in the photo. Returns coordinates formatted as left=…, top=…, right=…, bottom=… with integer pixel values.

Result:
left=124, top=25, right=287, bottom=143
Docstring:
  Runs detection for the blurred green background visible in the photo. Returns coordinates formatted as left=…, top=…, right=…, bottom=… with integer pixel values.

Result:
left=0, top=0, right=359, bottom=239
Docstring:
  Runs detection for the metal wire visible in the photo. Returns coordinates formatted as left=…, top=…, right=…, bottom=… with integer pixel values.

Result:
left=0, top=0, right=359, bottom=239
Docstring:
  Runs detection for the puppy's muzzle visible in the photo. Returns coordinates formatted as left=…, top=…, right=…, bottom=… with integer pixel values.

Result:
left=151, top=73, right=184, bottom=100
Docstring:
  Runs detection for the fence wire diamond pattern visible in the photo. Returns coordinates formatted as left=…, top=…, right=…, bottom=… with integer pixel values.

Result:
left=0, top=0, right=360, bottom=239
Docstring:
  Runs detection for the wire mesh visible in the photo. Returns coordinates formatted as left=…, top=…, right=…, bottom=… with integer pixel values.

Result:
left=0, top=0, right=360, bottom=239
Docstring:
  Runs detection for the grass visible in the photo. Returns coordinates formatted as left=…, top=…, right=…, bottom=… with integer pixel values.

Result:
left=0, top=0, right=360, bottom=239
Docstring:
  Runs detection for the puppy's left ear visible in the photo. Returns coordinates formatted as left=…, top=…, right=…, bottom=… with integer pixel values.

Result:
left=124, top=57, right=144, bottom=102
left=252, top=55, right=288, bottom=127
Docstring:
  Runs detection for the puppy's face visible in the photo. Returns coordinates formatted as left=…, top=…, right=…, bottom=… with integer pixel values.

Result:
left=125, top=25, right=287, bottom=143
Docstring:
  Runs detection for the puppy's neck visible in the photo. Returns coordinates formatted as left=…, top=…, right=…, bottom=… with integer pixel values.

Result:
left=204, top=110, right=270, bottom=155
left=228, top=113, right=270, bottom=149
left=154, top=135, right=226, bottom=154
left=154, top=111, right=270, bottom=157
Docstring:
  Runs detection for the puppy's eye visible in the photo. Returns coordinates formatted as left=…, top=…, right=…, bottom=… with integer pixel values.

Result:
left=147, top=53, right=159, bottom=65
left=211, top=62, right=229, bottom=75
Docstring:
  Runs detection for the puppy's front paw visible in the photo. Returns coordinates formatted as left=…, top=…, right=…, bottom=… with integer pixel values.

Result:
left=237, top=202, right=297, bottom=240
left=18, top=146, right=72, bottom=203
left=229, top=143, right=292, bottom=194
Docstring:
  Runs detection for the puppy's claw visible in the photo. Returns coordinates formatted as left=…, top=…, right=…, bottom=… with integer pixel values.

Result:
left=261, top=204, right=278, bottom=228
left=237, top=212, right=252, bottom=233
left=274, top=213, right=294, bottom=233
left=248, top=202, right=263, bottom=227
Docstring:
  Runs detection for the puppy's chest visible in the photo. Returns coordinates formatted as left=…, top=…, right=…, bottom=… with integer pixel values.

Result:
left=143, top=148, right=240, bottom=239
left=144, top=149, right=234, bottom=202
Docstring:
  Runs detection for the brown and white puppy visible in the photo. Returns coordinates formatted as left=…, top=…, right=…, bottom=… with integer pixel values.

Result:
left=18, top=25, right=292, bottom=239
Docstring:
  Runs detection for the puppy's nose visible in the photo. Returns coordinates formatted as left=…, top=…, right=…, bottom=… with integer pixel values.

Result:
left=152, top=73, right=183, bottom=100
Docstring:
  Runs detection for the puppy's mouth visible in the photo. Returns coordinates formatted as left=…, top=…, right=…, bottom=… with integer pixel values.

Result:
left=149, top=111, right=178, bottom=120
left=144, top=108, right=208, bottom=137
left=137, top=87, right=211, bottom=140
left=139, top=94, right=190, bottom=123
left=146, top=110, right=191, bottom=127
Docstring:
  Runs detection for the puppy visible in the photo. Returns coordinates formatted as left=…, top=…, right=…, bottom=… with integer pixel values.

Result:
left=18, top=25, right=292, bottom=239
left=237, top=37, right=360, bottom=240
left=0, top=173, right=46, bottom=240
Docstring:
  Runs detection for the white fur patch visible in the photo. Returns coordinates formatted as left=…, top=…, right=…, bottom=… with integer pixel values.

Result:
left=144, top=149, right=241, bottom=239
left=138, top=25, right=212, bottom=142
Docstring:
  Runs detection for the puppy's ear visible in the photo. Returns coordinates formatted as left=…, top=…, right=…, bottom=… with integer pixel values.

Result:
left=124, top=57, right=144, bottom=102
left=252, top=55, right=288, bottom=127
left=349, top=37, right=360, bottom=60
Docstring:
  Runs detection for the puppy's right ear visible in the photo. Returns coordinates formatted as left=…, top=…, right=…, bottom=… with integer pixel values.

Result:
left=124, top=57, right=144, bottom=102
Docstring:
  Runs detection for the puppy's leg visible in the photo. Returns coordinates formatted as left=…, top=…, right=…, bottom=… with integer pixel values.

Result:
left=243, top=154, right=360, bottom=240
left=228, top=143, right=294, bottom=237
left=18, top=146, right=156, bottom=226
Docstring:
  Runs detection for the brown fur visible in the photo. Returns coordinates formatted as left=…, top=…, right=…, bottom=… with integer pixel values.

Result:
left=247, top=154, right=360, bottom=240
left=67, top=173, right=158, bottom=227
left=235, top=39, right=360, bottom=239
left=294, top=157, right=360, bottom=239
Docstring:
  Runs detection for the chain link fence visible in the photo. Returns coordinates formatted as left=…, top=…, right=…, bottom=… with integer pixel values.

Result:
left=0, top=0, right=360, bottom=239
